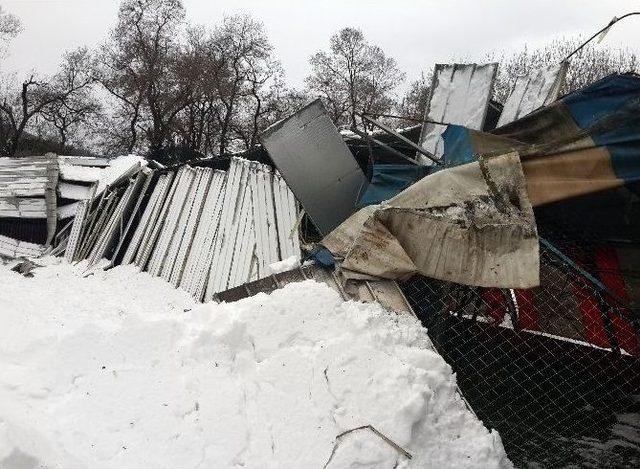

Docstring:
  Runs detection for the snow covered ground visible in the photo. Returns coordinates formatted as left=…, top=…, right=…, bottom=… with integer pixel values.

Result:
left=0, top=260, right=511, bottom=469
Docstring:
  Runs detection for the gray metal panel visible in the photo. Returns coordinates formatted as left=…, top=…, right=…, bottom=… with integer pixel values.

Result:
left=497, top=61, right=569, bottom=127
left=260, top=99, right=367, bottom=236
left=418, top=63, right=498, bottom=164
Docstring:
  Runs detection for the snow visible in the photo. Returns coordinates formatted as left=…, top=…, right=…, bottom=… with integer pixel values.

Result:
left=267, top=255, right=300, bottom=274
left=0, top=261, right=511, bottom=469
left=58, top=154, right=145, bottom=195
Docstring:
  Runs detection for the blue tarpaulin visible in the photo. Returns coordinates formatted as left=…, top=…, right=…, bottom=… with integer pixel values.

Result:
left=438, top=73, right=640, bottom=205
left=357, top=164, right=429, bottom=208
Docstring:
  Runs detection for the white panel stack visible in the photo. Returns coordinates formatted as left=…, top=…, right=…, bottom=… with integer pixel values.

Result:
left=106, top=158, right=300, bottom=302
left=87, top=171, right=149, bottom=266
left=130, top=172, right=175, bottom=267
left=273, top=172, right=301, bottom=260
left=180, top=170, right=227, bottom=299
left=205, top=159, right=252, bottom=296
left=165, top=167, right=214, bottom=286
left=147, top=167, right=196, bottom=276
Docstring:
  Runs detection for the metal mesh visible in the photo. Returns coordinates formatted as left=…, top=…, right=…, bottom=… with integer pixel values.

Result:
left=400, top=228, right=640, bottom=467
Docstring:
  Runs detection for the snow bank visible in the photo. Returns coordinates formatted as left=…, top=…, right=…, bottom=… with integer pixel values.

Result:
left=0, top=262, right=511, bottom=469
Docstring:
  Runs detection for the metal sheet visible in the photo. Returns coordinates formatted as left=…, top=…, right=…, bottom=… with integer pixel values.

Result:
left=168, top=167, right=214, bottom=286
left=418, top=63, right=498, bottom=164
left=122, top=173, right=167, bottom=265
left=135, top=172, right=175, bottom=267
left=260, top=99, right=367, bottom=235
left=64, top=183, right=97, bottom=262
left=180, top=170, right=226, bottom=299
left=497, top=62, right=569, bottom=127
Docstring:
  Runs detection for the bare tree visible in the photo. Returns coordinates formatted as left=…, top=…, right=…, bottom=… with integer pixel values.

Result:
left=0, top=64, right=94, bottom=157
left=398, top=72, right=431, bottom=125
left=41, top=48, right=100, bottom=152
left=175, top=15, right=288, bottom=157
left=306, top=27, right=405, bottom=129
left=0, top=5, right=20, bottom=48
left=96, top=0, right=191, bottom=159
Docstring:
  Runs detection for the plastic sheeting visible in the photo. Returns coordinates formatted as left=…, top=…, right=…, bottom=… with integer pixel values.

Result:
left=440, top=74, right=640, bottom=206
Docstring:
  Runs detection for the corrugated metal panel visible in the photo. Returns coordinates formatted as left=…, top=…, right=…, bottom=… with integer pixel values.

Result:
left=110, top=169, right=154, bottom=264
left=87, top=171, right=148, bottom=266
left=418, top=63, right=498, bottom=164
left=64, top=183, right=98, bottom=262
left=168, top=168, right=213, bottom=287
left=160, top=167, right=202, bottom=282
left=122, top=174, right=163, bottom=265
left=134, top=174, right=174, bottom=268
left=148, top=167, right=196, bottom=276
left=273, top=172, right=300, bottom=259
left=206, top=159, right=252, bottom=295
left=180, top=170, right=227, bottom=300
left=260, top=99, right=367, bottom=235
left=497, top=62, right=569, bottom=127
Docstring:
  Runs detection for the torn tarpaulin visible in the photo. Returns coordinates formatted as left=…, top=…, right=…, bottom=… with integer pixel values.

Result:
left=441, top=73, right=640, bottom=206
left=323, top=152, right=539, bottom=289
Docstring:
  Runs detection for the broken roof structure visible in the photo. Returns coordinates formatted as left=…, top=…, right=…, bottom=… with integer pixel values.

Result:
left=1, top=50, right=639, bottom=467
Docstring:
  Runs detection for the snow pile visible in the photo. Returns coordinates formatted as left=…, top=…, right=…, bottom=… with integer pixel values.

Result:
left=0, top=261, right=511, bottom=469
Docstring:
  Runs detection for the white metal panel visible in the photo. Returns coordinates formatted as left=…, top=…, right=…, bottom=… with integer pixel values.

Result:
left=122, top=173, right=166, bottom=265
left=497, top=61, right=569, bottom=127
left=418, top=63, right=498, bottom=164
left=208, top=160, right=251, bottom=294
left=64, top=183, right=97, bottom=262
left=87, top=172, right=146, bottom=266
left=141, top=170, right=183, bottom=271
left=227, top=181, right=255, bottom=289
left=148, top=167, right=196, bottom=276
left=110, top=169, right=153, bottom=263
left=160, top=167, right=201, bottom=281
left=135, top=172, right=175, bottom=267
left=170, top=168, right=214, bottom=287
left=204, top=159, right=247, bottom=300
left=273, top=172, right=300, bottom=260
left=180, top=170, right=226, bottom=300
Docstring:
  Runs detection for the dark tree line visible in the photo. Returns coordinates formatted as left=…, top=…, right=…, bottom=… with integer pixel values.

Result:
left=0, top=1, right=638, bottom=162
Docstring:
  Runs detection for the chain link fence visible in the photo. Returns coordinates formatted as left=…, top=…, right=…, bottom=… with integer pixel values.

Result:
left=400, top=220, right=640, bottom=467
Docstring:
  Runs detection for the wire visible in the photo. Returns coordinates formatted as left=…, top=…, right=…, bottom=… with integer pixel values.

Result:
left=564, top=12, right=640, bottom=62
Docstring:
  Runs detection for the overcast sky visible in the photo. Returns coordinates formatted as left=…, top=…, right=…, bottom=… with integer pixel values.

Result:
left=2, top=0, right=639, bottom=90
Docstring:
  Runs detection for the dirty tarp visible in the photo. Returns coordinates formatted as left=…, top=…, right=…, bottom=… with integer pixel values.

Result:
left=323, top=152, right=540, bottom=289
left=441, top=73, right=640, bottom=206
